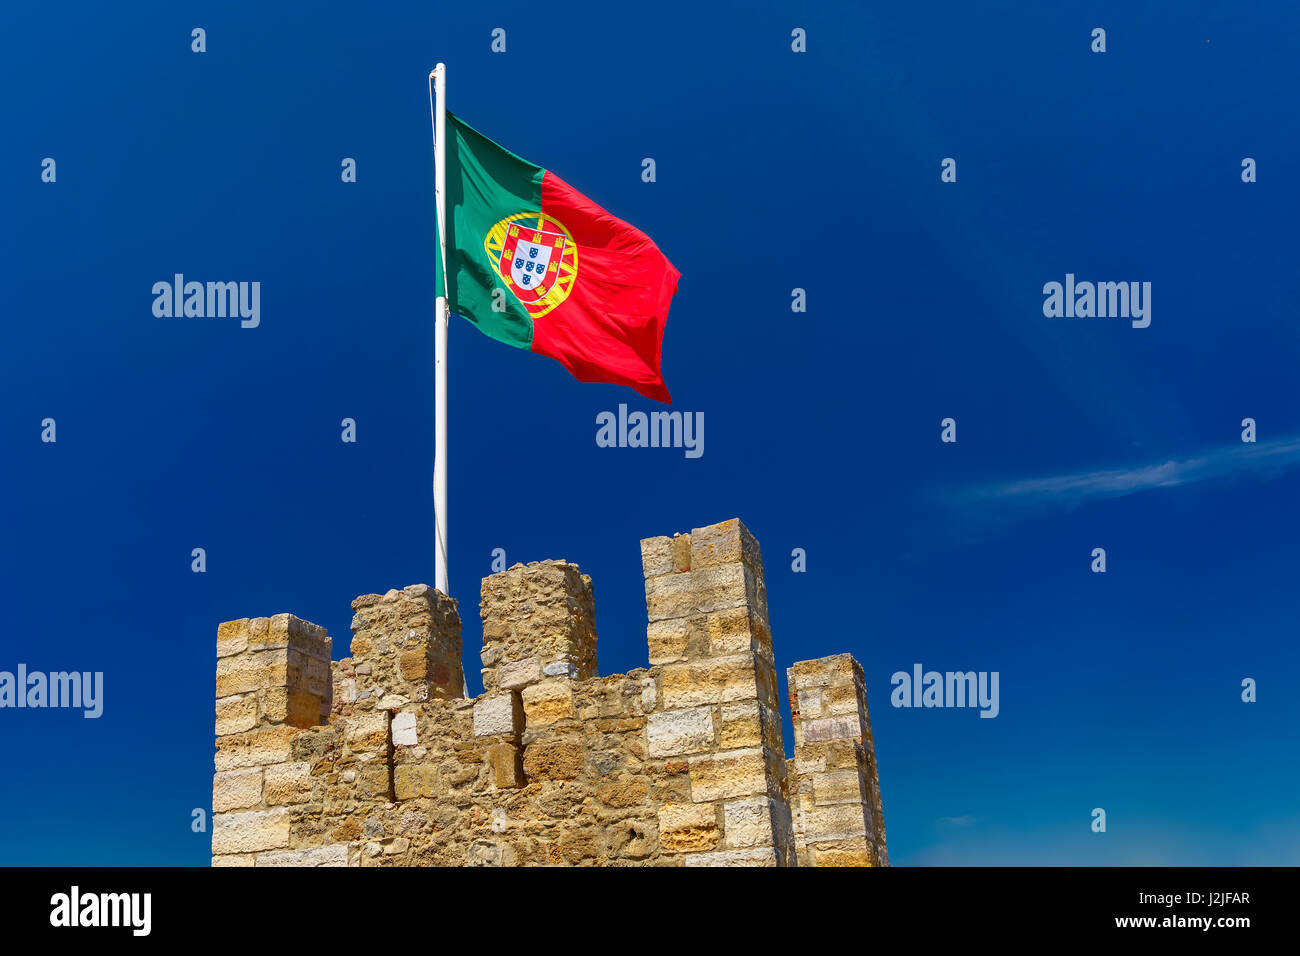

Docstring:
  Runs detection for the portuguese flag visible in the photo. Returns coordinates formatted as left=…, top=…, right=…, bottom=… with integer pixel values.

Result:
left=437, top=113, right=679, bottom=403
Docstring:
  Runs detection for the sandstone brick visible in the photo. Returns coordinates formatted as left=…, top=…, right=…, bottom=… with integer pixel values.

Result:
left=825, top=682, right=866, bottom=718
left=716, top=701, right=762, bottom=750
left=263, top=762, right=312, bottom=805
left=688, top=563, right=755, bottom=616
left=646, top=618, right=690, bottom=665
left=255, top=845, right=351, bottom=867
left=521, top=680, right=573, bottom=726
left=681, top=847, right=778, bottom=867
left=706, top=606, right=763, bottom=658
left=689, top=519, right=760, bottom=569
left=394, top=764, right=439, bottom=800
left=658, top=802, right=719, bottom=853
left=671, top=535, right=692, bottom=572
left=688, top=748, right=773, bottom=802
left=398, top=649, right=428, bottom=681
left=810, top=841, right=876, bottom=867
left=266, top=613, right=331, bottom=659
left=488, top=743, right=523, bottom=788
left=661, top=655, right=759, bottom=709
left=473, top=694, right=523, bottom=737
left=597, top=777, right=649, bottom=808
left=391, top=711, right=418, bottom=747
left=212, top=768, right=262, bottom=812
left=216, top=620, right=249, bottom=658
left=801, top=803, right=869, bottom=842
left=792, top=685, right=825, bottom=719
left=215, top=694, right=257, bottom=736
left=644, top=570, right=698, bottom=623
left=646, top=706, right=715, bottom=758
left=260, top=686, right=322, bottom=728
left=498, top=657, right=540, bottom=690
left=522, top=741, right=582, bottom=780
left=802, top=715, right=862, bottom=743
left=211, top=808, right=291, bottom=854
left=789, top=658, right=836, bottom=688
left=215, top=648, right=289, bottom=698
left=723, top=796, right=778, bottom=848
left=214, top=726, right=300, bottom=771
left=813, top=769, right=865, bottom=806
left=345, top=712, right=389, bottom=751
left=639, top=536, right=675, bottom=578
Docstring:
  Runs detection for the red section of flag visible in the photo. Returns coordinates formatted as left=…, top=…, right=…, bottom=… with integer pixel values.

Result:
left=530, top=171, right=679, bottom=404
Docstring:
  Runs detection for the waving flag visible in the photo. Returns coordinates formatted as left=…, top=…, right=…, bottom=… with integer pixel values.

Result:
left=437, top=112, right=679, bottom=403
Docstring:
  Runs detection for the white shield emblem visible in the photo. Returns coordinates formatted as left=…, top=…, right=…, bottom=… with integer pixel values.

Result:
left=502, top=224, right=566, bottom=299
left=510, top=236, right=555, bottom=291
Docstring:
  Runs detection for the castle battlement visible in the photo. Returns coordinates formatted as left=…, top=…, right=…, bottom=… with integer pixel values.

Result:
left=210, top=518, right=888, bottom=866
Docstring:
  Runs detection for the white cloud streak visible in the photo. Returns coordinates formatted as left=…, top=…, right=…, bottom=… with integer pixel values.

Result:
left=957, top=435, right=1300, bottom=510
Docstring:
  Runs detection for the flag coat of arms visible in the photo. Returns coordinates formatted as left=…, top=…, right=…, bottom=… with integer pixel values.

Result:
left=436, top=113, right=679, bottom=403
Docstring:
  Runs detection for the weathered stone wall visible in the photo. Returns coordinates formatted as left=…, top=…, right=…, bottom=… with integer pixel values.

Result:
left=210, top=517, right=889, bottom=867
left=787, top=654, right=889, bottom=866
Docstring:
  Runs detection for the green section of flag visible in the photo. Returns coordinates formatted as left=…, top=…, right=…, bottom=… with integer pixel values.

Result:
left=438, top=112, right=544, bottom=349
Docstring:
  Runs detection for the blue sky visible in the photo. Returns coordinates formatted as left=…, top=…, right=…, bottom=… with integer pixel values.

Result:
left=1, top=0, right=1298, bottom=865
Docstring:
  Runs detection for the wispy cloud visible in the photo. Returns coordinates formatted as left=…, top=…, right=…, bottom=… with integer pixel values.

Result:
left=952, top=435, right=1300, bottom=513
left=935, top=815, right=975, bottom=830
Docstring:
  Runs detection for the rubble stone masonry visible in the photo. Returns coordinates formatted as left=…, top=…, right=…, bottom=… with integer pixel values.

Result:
left=211, top=518, right=888, bottom=866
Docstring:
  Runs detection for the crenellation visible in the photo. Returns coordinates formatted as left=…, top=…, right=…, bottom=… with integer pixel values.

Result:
left=788, top=653, right=889, bottom=866
left=210, top=517, right=887, bottom=867
left=347, top=584, right=463, bottom=708
left=479, top=560, right=597, bottom=695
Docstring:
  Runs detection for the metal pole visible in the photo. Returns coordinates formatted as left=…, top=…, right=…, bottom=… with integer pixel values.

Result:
left=431, top=62, right=449, bottom=596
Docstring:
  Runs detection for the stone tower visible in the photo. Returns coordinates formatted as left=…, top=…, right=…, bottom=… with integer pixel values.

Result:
left=210, top=518, right=887, bottom=866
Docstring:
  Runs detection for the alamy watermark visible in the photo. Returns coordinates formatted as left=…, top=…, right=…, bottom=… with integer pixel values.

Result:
left=891, top=664, right=999, bottom=718
left=596, top=404, right=703, bottom=458
left=1043, top=273, right=1150, bottom=328
left=152, top=275, right=260, bottom=328
left=0, top=665, right=103, bottom=718
left=50, top=886, right=150, bottom=936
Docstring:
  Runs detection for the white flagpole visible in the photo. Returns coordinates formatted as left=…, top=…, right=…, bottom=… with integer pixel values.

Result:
left=431, top=63, right=449, bottom=596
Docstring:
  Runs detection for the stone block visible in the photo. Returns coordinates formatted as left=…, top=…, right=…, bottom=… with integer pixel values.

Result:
left=255, top=845, right=351, bottom=867
left=813, top=770, right=865, bottom=806
left=498, top=657, right=540, bottom=690
left=216, top=620, right=249, bottom=659
left=473, top=694, right=523, bottom=737
left=393, top=764, right=440, bottom=800
left=214, top=726, right=300, bottom=771
left=660, top=655, right=759, bottom=709
left=488, top=743, right=523, bottom=788
left=688, top=748, right=773, bottom=803
left=802, top=715, right=863, bottom=743
left=345, top=712, right=390, bottom=751
left=639, top=536, right=675, bottom=578
left=521, top=681, right=573, bottom=726
left=263, top=762, right=312, bottom=805
left=680, top=847, right=779, bottom=867
left=658, top=802, right=719, bottom=853
left=646, top=706, right=715, bottom=758
left=522, top=741, right=582, bottom=780
left=211, top=808, right=291, bottom=855
left=391, top=711, right=419, bottom=747
left=646, top=618, right=690, bottom=664
left=723, top=796, right=778, bottom=849
left=215, top=694, right=257, bottom=736
left=212, top=768, right=262, bottom=812
left=689, top=518, right=762, bottom=572
left=811, top=843, right=876, bottom=867
left=802, top=804, right=870, bottom=843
